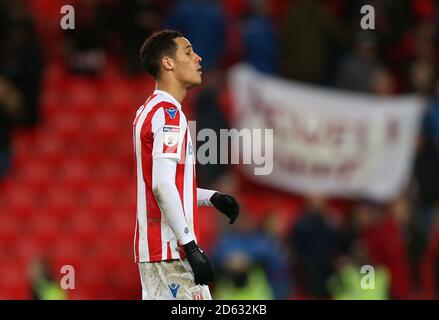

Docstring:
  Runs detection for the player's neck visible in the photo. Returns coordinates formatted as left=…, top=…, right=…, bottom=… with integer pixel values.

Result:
left=155, top=80, right=187, bottom=105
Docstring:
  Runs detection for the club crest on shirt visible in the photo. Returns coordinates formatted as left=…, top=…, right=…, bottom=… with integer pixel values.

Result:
left=191, top=288, right=204, bottom=300
left=165, top=107, right=178, bottom=119
left=164, top=133, right=178, bottom=147
left=168, top=283, right=180, bottom=298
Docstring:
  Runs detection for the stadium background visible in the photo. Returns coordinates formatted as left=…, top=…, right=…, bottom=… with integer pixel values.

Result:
left=1, top=0, right=439, bottom=299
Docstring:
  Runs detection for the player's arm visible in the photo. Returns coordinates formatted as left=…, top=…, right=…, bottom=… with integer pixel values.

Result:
left=197, top=187, right=240, bottom=224
left=152, top=158, right=213, bottom=285
left=151, top=105, right=213, bottom=285
left=152, top=158, right=193, bottom=244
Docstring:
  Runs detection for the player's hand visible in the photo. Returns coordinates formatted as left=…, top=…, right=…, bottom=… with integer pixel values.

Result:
left=183, top=241, right=214, bottom=285
left=210, top=192, right=240, bottom=224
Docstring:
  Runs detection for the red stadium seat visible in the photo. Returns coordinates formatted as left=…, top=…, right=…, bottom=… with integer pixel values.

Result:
left=42, top=188, right=77, bottom=219
left=29, top=213, right=60, bottom=249
left=73, top=262, right=107, bottom=299
left=109, top=210, right=134, bottom=244
left=32, top=133, right=66, bottom=166
left=2, top=187, right=38, bottom=219
left=70, top=211, right=100, bottom=245
left=93, top=238, right=125, bottom=272
left=0, top=263, right=30, bottom=299
left=15, top=237, right=45, bottom=267
left=82, top=186, right=115, bottom=219
left=51, top=238, right=84, bottom=273
left=71, top=142, right=105, bottom=167
left=94, top=161, right=128, bottom=190
left=0, top=215, right=20, bottom=247
left=100, top=78, right=135, bottom=107
left=63, top=78, right=99, bottom=108
left=57, top=160, right=91, bottom=192
left=15, top=161, right=53, bottom=193
left=46, top=111, right=84, bottom=143
left=86, top=112, right=121, bottom=144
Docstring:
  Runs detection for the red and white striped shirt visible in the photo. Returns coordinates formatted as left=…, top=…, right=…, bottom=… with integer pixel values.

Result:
left=133, top=89, right=198, bottom=263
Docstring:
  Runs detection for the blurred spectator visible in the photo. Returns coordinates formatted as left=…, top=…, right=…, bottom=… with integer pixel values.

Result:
left=0, top=77, right=23, bottom=178
left=115, top=0, right=164, bottom=74
left=420, top=208, right=439, bottom=299
left=28, top=258, right=67, bottom=300
left=64, top=0, right=108, bottom=75
left=335, top=31, right=383, bottom=92
left=406, top=21, right=438, bottom=93
left=0, top=0, right=43, bottom=126
left=370, top=67, right=397, bottom=96
left=212, top=211, right=292, bottom=299
left=391, top=195, right=427, bottom=296
left=390, top=20, right=438, bottom=91
left=214, top=251, right=274, bottom=300
left=238, top=0, right=279, bottom=74
left=164, top=0, right=227, bottom=71
left=408, top=60, right=436, bottom=95
left=195, top=70, right=230, bottom=187
left=280, top=0, right=346, bottom=84
left=414, top=72, right=439, bottom=233
left=288, top=194, right=342, bottom=299
left=328, top=240, right=390, bottom=300
left=358, top=204, right=413, bottom=299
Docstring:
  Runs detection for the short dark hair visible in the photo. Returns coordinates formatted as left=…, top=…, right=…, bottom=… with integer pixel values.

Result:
left=140, top=30, right=183, bottom=78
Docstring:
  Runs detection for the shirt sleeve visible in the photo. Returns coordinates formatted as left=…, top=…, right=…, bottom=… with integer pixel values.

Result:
left=152, top=157, right=195, bottom=245
left=151, top=104, right=186, bottom=161
left=197, top=188, right=217, bottom=207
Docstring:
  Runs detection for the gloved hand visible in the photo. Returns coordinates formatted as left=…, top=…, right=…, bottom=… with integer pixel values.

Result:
left=210, top=192, right=240, bottom=224
left=183, top=240, right=214, bottom=285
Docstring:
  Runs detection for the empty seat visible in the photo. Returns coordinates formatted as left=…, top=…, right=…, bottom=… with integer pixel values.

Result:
left=0, top=265, right=30, bottom=299
left=2, top=187, right=38, bottom=219
left=0, top=215, right=20, bottom=247
left=29, top=213, right=60, bottom=248
left=57, top=160, right=91, bottom=192
left=43, top=188, right=77, bottom=219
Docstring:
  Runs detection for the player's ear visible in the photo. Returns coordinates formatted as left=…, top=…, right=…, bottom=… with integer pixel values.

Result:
left=162, top=56, right=174, bottom=71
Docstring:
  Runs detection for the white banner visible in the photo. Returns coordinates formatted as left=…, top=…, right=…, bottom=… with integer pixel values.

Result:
left=228, top=64, right=424, bottom=201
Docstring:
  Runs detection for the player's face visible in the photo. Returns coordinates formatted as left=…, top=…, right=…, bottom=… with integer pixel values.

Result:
left=173, top=37, right=203, bottom=88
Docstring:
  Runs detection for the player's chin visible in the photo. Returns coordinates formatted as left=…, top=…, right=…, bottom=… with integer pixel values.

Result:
left=188, top=76, right=202, bottom=88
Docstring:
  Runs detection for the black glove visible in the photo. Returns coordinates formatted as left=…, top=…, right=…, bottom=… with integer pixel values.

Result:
left=210, top=192, right=240, bottom=224
left=183, top=240, right=214, bottom=285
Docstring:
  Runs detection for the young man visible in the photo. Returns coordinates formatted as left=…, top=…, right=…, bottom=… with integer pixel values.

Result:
left=133, top=30, right=240, bottom=300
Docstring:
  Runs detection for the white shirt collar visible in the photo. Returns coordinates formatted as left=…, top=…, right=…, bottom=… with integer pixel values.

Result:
left=153, top=89, right=182, bottom=110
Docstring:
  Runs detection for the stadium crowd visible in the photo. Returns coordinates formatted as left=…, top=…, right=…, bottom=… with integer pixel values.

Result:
left=1, top=0, right=439, bottom=299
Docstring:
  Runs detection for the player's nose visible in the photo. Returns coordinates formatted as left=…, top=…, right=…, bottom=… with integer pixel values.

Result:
left=195, top=53, right=202, bottom=63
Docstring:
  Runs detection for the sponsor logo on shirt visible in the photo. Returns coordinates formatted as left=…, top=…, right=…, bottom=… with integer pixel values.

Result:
left=168, top=283, right=180, bottom=298
left=165, top=107, right=178, bottom=119
left=163, top=126, right=179, bottom=133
